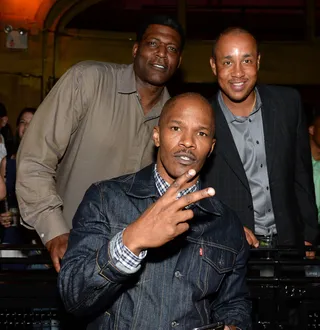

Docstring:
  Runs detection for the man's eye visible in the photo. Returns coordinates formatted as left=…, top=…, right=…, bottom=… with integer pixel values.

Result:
left=171, top=127, right=180, bottom=131
left=148, top=41, right=157, bottom=47
left=198, top=132, right=208, bottom=137
left=223, top=61, right=231, bottom=66
left=243, top=59, right=252, bottom=64
left=168, top=46, right=177, bottom=53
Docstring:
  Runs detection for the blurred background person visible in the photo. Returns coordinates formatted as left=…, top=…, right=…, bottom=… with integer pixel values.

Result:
left=0, top=108, right=36, bottom=268
left=308, top=107, right=320, bottom=224
left=0, top=102, right=14, bottom=161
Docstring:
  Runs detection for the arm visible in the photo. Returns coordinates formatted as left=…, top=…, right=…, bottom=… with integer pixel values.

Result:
left=211, top=232, right=252, bottom=330
left=58, top=184, right=140, bottom=317
left=0, top=157, right=6, bottom=200
left=0, top=157, right=10, bottom=228
left=16, top=63, right=89, bottom=245
left=293, top=90, right=319, bottom=244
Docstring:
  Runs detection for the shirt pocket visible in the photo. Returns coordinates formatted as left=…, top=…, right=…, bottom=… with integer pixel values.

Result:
left=198, top=245, right=236, bottom=297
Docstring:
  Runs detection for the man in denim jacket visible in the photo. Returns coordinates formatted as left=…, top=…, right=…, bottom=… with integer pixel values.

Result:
left=58, top=93, right=252, bottom=330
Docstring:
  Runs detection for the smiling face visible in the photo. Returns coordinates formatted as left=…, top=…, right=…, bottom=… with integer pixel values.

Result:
left=17, top=111, right=34, bottom=139
left=210, top=31, right=260, bottom=104
left=153, top=94, right=216, bottom=186
left=133, top=24, right=182, bottom=87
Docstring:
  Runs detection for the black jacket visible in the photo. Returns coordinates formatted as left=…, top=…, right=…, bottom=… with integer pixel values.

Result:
left=203, top=85, right=319, bottom=246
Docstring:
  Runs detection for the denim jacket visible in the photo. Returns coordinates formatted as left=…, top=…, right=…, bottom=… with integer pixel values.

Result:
left=58, top=164, right=252, bottom=330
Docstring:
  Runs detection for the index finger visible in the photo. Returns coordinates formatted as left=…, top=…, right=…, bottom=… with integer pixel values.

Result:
left=166, top=169, right=197, bottom=196
left=175, top=187, right=215, bottom=209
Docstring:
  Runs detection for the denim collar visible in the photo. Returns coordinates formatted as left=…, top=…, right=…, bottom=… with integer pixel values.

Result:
left=126, top=164, right=222, bottom=216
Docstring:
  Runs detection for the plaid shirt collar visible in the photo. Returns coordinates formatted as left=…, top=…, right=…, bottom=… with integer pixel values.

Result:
left=153, top=164, right=199, bottom=197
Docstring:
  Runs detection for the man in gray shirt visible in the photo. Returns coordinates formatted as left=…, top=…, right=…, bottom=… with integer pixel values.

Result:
left=16, top=15, right=184, bottom=272
left=204, top=27, right=318, bottom=250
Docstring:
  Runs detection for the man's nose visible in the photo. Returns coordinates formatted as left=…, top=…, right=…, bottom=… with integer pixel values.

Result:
left=156, top=43, right=167, bottom=58
left=179, top=133, right=196, bottom=148
left=232, top=62, right=245, bottom=77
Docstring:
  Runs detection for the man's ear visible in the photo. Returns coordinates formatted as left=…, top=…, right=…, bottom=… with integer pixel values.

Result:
left=257, top=54, right=261, bottom=71
left=208, top=139, right=216, bottom=157
left=209, top=57, right=217, bottom=76
left=132, top=42, right=139, bottom=59
left=153, top=126, right=160, bottom=147
left=309, top=125, right=315, bottom=136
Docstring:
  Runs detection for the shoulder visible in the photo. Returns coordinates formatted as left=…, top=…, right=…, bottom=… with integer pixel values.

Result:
left=91, top=172, right=136, bottom=195
left=258, top=84, right=300, bottom=100
left=64, top=61, right=129, bottom=81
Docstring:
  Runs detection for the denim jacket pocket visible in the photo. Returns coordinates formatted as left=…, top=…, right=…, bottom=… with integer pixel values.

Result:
left=197, top=245, right=236, bottom=297
left=202, top=245, right=236, bottom=274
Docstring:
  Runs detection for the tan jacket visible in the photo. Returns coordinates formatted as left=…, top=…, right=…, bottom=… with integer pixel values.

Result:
left=16, top=61, right=170, bottom=244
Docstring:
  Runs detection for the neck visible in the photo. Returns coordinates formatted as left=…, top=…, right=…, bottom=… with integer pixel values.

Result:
left=155, top=163, right=199, bottom=189
left=136, top=77, right=164, bottom=115
left=222, top=90, right=256, bottom=117
left=310, top=140, right=320, bottom=161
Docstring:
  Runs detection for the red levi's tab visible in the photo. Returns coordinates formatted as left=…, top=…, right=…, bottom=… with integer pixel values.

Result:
left=199, top=248, right=203, bottom=256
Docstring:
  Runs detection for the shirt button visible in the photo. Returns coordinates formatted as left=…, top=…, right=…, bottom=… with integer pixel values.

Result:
left=40, top=233, right=44, bottom=238
left=266, top=186, right=269, bottom=190
left=268, top=209, right=271, bottom=212
left=175, top=271, right=182, bottom=278
left=260, top=164, right=263, bottom=168
left=171, top=321, right=179, bottom=327
left=249, top=119, right=252, bottom=122
left=256, top=140, right=260, bottom=144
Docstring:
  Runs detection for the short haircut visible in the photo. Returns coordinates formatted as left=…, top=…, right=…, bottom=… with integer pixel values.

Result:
left=159, top=92, right=215, bottom=132
left=306, top=105, right=320, bottom=127
left=136, top=15, right=185, bottom=52
left=0, top=103, right=7, bottom=118
left=211, top=26, right=259, bottom=59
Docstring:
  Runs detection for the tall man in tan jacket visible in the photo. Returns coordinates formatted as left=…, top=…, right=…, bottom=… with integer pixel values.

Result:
left=16, top=15, right=184, bottom=272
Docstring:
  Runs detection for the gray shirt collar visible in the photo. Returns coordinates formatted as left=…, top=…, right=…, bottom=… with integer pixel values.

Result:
left=218, top=87, right=262, bottom=123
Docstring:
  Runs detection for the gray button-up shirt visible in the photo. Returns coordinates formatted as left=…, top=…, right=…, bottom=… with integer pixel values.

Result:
left=16, top=61, right=170, bottom=244
left=218, top=89, right=276, bottom=235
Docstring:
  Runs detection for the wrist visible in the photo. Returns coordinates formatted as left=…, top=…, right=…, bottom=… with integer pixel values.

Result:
left=122, top=227, right=143, bottom=256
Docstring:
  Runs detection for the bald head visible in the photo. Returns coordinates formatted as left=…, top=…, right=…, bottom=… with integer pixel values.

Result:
left=212, top=27, right=259, bottom=60
left=159, top=92, right=215, bottom=134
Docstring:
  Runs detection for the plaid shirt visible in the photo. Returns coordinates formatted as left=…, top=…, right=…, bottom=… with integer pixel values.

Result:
left=111, top=164, right=199, bottom=272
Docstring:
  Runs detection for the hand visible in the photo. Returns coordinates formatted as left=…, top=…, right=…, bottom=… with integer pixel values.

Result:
left=0, top=212, right=12, bottom=228
left=243, top=226, right=259, bottom=248
left=123, top=169, right=215, bottom=255
left=45, top=233, right=69, bottom=272
left=305, top=241, right=316, bottom=259
left=224, top=326, right=236, bottom=330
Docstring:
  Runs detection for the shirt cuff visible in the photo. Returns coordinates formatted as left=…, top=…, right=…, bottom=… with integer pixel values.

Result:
left=32, top=210, right=70, bottom=245
left=110, top=230, right=147, bottom=274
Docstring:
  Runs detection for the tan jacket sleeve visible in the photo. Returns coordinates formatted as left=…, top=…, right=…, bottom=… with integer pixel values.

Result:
left=16, top=63, right=88, bottom=245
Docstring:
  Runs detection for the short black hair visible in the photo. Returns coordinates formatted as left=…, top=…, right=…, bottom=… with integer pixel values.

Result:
left=211, top=26, right=259, bottom=59
left=0, top=103, right=7, bottom=118
left=136, top=15, right=185, bottom=52
left=306, top=105, right=320, bottom=127
left=16, top=107, right=36, bottom=127
left=159, top=92, right=215, bottom=134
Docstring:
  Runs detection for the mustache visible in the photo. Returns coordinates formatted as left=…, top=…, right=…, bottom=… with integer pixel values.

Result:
left=173, top=149, right=196, bottom=160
